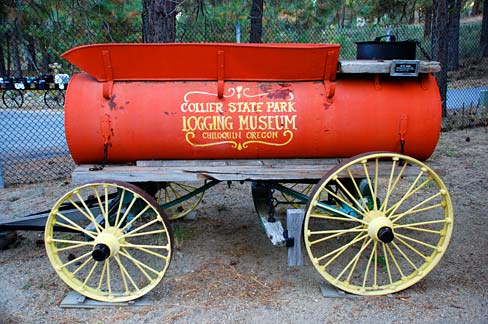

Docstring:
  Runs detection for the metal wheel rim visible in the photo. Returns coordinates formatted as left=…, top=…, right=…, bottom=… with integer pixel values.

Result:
left=2, top=90, right=24, bottom=108
left=44, top=90, right=63, bottom=108
left=304, top=152, right=453, bottom=295
left=45, top=180, right=173, bottom=302
left=156, top=182, right=205, bottom=220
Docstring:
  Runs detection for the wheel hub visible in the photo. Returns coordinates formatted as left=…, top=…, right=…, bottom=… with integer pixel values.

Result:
left=366, top=211, right=395, bottom=243
left=92, top=227, right=123, bottom=261
left=92, top=243, right=111, bottom=261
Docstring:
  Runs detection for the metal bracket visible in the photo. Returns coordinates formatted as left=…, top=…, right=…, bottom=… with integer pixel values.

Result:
left=420, top=74, right=430, bottom=90
left=217, top=50, right=225, bottom=99
left=100, top=114, right=112, bottom=144
left=251, top=182, right=286, bottom=246
left=88, top=114, right=112, bottom=171
left=102, top=50, right=114, bottom=99
left=374, top=74, right=381, bottom=90
left=399, top=114, right=408, bottom=154
left=323, top=50, right=339, bottom=102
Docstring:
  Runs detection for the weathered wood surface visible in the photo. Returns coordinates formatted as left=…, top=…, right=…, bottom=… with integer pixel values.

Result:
left=72, top=158, right=443, bottom=183
left=338, top=60, right=441, bottom=74
left=73, top=159, right=341, bottom=183
left=287, top=209, right=305, bottom=266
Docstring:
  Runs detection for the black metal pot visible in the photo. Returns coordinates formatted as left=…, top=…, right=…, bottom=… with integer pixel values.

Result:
left=356, top=35, right=416, bottom=60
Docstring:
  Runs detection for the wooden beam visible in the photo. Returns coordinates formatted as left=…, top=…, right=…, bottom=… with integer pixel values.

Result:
left=72, top=158, right=443, bottom=184
left=338, top=60, right=441, bottom=74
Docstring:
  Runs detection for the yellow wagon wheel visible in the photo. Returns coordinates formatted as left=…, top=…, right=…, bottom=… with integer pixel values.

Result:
left=45, top=180, right=173, bottom=302
left=304, top=152, right=453, bottom=296
left=279, top=182, right=315, bottom=208
left=155, top=182, right=205, bottom=220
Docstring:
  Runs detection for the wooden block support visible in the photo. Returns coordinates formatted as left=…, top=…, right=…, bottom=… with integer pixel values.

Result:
left=287, top=209, right=305, bottom=267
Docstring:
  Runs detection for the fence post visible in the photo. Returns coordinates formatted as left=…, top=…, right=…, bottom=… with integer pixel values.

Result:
left=235, top=21, right=241, bottom=43
left=0, top=162, right=4, bottom=188
left=480, top=90, right=488, bottom=117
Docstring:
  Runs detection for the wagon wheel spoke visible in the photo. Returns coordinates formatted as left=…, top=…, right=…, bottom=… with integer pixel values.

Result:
left=279, top=182, right=314, bottom=207
left=304, top=152, right=453, bottom=295
left=45, top=181, right=173, bottom=302
left=155, top=182, right=206, bottom=220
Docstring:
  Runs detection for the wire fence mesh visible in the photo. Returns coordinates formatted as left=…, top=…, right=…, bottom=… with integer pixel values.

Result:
left=0, top=20, right=486, bottom=185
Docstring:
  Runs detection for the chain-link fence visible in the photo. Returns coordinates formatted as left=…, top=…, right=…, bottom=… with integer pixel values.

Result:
left=0, top=20, right=486, bottom=185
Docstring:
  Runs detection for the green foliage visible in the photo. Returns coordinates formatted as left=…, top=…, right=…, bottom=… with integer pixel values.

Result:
left=0, top=1, right=483, bottom=75
left=172, top=223, right=189, bottom=249
left=21, top=278, right=33, bottom=290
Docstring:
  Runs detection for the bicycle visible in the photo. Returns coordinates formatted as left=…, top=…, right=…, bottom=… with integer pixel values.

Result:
left=0, top=65, right=69, bottom=109
left=39, top=73, right=67, bottom=108
left=1, top=77, right=26, bottom=108
left=43, top=63, right=69, bottom=108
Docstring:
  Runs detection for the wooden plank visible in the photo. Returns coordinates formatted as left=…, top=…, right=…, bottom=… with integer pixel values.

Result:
left=287, top=209, right=305, bottom=266
left=72, top=164, right=336, bottom=183
left=259, top=216, right=286, bottom=247
left=338, top=60, right=441, bottom=74
left=137, top=158, right=341, bottom=168
left=72, top=159, right=443, bottom=183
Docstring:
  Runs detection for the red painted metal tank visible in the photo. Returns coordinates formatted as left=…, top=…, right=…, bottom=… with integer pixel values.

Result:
left=62, top=43, right=441, bottom=164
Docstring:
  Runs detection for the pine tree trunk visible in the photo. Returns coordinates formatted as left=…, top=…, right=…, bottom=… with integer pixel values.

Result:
left=423, top=5, right=432, bottom=39
left=142, top=0, right=177, bottom=43
left=249, top=0, right=263, bottom=43
left=481, top=0, right=488, bottom=57
left=340, top=4, right=345, bottom=28
left=40, top=43, right=51, bottom=73
left=5, top=33, right=11, bottom=76
left=432, top=0, right=449, bottom=117
left=447, top=0, right=461, bottom=71
left=25, top=34, right=37, bottom=73
left=11, top=20, right=22, bottom=78
left=0, top=39, right=5, bottom=76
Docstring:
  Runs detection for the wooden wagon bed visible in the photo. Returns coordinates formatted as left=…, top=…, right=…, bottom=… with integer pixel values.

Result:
left=72, top=158, right=442, bottom=183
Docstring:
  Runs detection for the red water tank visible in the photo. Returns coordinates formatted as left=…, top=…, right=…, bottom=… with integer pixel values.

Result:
left=62, top=43, right=441, bottom=164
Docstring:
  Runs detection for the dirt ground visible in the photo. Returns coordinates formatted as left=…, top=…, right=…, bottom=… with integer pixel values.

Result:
left=0, top=127, right=487, bottom=324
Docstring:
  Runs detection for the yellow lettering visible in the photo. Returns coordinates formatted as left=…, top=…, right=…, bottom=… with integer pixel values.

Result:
left=180, top=102, right=224, bottom=113
left=266, top=102, right=275, bottom=112
left=246, top=131, right=279, bottom=140
left=280, top=102, right=287, bottom=112
left=182, top=115, right=233, bottom=131
left=287, top=102, right=296, bottom=112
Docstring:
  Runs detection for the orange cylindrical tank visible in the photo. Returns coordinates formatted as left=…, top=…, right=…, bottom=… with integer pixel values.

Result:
left=62, top=43, right=441, bottom=164
left=64, top=73, right=441, bottom=164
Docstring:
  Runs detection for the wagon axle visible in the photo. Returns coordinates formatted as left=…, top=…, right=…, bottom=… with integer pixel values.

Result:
left=92, top=243, right=111, bottom=261
left=377, top=227, right=394, bottom=243
left=365, top=211, right=396, bottom=243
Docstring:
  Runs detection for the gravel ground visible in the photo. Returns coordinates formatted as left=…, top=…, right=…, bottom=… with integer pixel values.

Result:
left=0, top=127, right=487, bottom=324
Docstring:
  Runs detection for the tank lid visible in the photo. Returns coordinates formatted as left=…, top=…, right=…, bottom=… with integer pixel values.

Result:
left=62, top=43, right=341, bottom=82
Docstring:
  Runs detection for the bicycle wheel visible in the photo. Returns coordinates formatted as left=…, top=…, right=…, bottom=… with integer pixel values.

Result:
left=2, top=89, right=24, bottom=108
left=44, top=89, right=65, bottom=108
